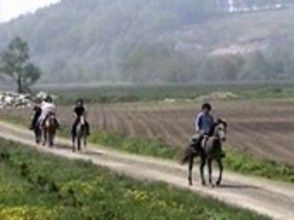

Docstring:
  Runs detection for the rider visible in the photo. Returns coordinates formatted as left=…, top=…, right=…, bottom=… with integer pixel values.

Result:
left=39, top=95, right=59, bottom=128
left=71, top=99, right=90, bottom=137
left=192, top=102, right=225, bottom=157
left=30, top=98, right=42, bottom=130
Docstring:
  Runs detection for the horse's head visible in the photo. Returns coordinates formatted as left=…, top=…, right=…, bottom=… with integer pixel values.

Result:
left=214, top=118, right=227, bottom=142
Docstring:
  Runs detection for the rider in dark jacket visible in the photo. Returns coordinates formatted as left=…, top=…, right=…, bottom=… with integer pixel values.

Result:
left=30, top=98, right=42, bottom=130
left=71, top=99, right=90, bottom=137
left=191, top=103, right=214, bottom=153
left=192, top=102, right=225, bottom=158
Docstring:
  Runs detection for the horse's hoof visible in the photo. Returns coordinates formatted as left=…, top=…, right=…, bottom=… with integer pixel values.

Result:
left=201, top=181, right=206, bottom=186
left=188, top=181, right=193, bottom=186
left=216, top=181, right=221, bottom=186
left=209, top=184, right=215, bottom=188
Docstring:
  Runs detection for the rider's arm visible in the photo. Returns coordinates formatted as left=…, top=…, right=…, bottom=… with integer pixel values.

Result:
left=73, top=107, right=78, bottom=117
left=194, top=113, right=202, bottom=132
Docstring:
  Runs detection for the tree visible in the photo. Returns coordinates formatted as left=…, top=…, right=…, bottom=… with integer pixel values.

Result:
left=0, top=37, right=42, bottom=93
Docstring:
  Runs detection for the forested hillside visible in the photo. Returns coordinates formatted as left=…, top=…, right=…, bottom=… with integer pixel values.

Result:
left=0, top=0, right=293, bottom=84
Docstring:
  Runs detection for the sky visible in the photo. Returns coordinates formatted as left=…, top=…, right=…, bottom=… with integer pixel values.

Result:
left=0, top=0, right=60, bottom=23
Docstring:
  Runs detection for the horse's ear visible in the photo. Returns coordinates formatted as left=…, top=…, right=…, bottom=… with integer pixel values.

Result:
left=217, top=118, right=227, bottom=127
left=222, top=119, right=228, bottom=128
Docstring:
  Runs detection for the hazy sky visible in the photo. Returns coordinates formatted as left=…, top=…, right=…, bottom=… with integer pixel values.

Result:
left=0, top=0, right=60, bottom=22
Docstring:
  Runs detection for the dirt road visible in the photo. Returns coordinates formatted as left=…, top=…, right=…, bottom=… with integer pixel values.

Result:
left=0, top=121, right=293, bottom=220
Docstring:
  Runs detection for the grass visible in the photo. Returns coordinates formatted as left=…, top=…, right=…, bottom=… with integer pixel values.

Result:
left=224, top=150, right=294, bottom=183
left=89, top=131, right=178, bottom=159
left=0, top=139, right=268, bottom=220
left=37, top=83, right=294, bottom=105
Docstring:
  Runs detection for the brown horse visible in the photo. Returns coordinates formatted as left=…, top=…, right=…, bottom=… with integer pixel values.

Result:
left=181, top=119, right=227, bottom=187
left=72, top=115, right=87, bottom=152
left=42, top=113, right=57, bottom=147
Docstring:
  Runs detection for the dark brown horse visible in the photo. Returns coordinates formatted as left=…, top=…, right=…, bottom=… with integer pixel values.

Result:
left=181, top=119, right=227, bottom=187
left=42, top=113, right=57, bottom=147
left=72, top=115, right=87, bottom=152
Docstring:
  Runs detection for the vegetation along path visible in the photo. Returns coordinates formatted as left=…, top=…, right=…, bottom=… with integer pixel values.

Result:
left=0, top=121, right=293, bottom=220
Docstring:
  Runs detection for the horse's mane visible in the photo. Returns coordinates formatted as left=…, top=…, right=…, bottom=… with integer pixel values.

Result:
left=211, top=119, right=227, bottom=135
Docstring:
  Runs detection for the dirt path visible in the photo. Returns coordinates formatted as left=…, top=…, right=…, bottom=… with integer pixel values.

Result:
left=0, top=121, right=293, bottom=220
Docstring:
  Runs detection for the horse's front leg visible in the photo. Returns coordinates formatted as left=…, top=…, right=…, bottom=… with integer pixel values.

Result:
left=188, top=155, right=194, bottom=186
left=216, top=158, right=223, bottom=186
left=42, top=130, right=47, bottom=146
left=208, top=158, right=214, bottom=187
left=72, top=136, right=76, bottom=152
left=49, top=132, right=54, bottom=147
left=200, top=155, right=206, bottom=186
left=83, top=135, right=87, bottom=149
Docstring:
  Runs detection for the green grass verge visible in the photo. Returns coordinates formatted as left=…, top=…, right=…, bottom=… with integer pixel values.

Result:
left=38, top=83, right=294, bottom=105
left=89, top=131, right=178, bottom=159
left=225, top=150, right=294, bottom=183
left=0, top=139, right=267, bottom=220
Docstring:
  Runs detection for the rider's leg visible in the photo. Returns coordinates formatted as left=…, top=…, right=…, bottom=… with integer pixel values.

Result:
left=220, top=147, right=226, bottom=158
left=30, top=113, right=39, bottom=129
left=193, top=135, right=204, bottom=151
left=85, top=121, right=90, bottom=135
left=71, top=118, right=79, bottom=137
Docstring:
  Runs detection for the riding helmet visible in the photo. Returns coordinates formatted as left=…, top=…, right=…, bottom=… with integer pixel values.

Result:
left=202, top=103, right=212, bottom=111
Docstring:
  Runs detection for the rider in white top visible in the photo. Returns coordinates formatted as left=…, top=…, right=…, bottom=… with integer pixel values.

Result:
left=38, top=96, right=57, bottom=125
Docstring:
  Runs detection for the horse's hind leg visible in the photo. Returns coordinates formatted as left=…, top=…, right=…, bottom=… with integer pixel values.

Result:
left=188, top=155, right=194, bottom=186
left=200, top=155, right=206, bottom=186
left=77, top=136, right=81, bottom=151
left=72, top=136, right=76, bottom=152
left=34, top=129, right=40, bottom=144
left=83, top=135, right=87, bottom=149
left=48, top=132, right=54, bottom=147
left=208, top=158, right=214, bottom=187
left=42, top=130, right=47, bottom=146
left=216, top=158, right=223, bottom=186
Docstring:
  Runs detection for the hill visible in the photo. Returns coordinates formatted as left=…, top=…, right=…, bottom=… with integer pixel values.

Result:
left=0, top=0, right=293, bottom=84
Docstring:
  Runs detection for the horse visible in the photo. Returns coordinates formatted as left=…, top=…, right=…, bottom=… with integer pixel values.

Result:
left=42, top=113, right=57, bottom=147
left=72, top=115, right=87, bottom=152
left=181, top=119, right=227, bottom=187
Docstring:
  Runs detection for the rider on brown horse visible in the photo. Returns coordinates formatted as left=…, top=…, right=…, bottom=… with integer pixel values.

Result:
left=71, top=99, right=90, bottom=137
left=192, top=103, right=225, bottom=158
left=39, top=96, right=59, bottom=128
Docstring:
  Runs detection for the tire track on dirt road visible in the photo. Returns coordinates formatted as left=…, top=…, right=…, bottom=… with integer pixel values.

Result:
left=0, top=121, right=294, bottom=220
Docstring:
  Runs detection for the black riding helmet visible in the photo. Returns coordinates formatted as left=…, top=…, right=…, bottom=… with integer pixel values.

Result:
left=76, top=98, right=84, bottom=105
left=45, top=95, right=53, bottom=103
left=202, top=103, right=212, bottom=111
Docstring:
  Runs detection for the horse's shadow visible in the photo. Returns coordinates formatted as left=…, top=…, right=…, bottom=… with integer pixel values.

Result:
left=83, top=151, right=103, bottom=157
left=54, top=145, right=103, bottom=157
left=217, top=183, right=259, bottom=190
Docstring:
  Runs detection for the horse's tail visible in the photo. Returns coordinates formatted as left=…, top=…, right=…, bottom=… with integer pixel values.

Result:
left=180, top=147, right=193, bottom=165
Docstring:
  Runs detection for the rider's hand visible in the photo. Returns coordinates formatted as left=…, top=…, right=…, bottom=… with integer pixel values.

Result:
left=199, top=130, right=205, bottom=136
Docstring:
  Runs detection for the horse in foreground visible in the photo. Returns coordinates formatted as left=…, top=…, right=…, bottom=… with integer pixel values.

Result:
left=42, top=113, right=57, bottom=147
left=181, top=119, right=227, bottom=186
left=72, top=115, right=87, bottom=152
